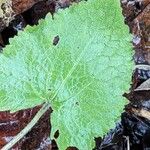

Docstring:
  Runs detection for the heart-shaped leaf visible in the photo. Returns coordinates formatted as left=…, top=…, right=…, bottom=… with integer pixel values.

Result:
left=0, top=0, right=133, bottom=149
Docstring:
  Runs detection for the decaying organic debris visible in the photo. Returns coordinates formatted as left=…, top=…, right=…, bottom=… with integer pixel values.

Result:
left=0, top=0, right=14, bottom=31
left=0, top=0, right=43, bottom=31
left=124, top=0, right=150, bottom=148
left=0, top=105, right=52, bottom=149
left=121, top=0, right=150, bottom=64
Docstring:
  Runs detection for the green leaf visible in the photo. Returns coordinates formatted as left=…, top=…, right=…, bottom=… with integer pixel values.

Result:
left=0, top=0, right=133, bottom=149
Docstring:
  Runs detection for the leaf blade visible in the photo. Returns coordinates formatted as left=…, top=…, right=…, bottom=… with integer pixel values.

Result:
left=0, top=0, right=133, bottom=149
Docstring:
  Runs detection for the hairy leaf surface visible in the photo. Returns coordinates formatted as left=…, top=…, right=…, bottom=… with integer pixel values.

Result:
left=0, top=0, right=133, bottom=149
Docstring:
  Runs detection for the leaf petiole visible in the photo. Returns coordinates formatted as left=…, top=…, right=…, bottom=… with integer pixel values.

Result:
left=1, top=102, right=50, bottom=150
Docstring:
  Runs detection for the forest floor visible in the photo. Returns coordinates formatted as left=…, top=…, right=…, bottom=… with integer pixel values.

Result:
left=0, top=0, right=149, bottom=149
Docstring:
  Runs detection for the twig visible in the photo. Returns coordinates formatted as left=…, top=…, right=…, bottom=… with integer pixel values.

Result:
left=123, top=136, right=130, bottom=150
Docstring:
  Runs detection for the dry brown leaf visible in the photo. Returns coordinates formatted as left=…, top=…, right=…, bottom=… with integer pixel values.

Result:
left=135, top=64, right=150, bottom=71
left=131, top=108, right=150, bottom=120
left=0, top=0, right=42, bottom=31
left=134, top=78, right=150, bottom=91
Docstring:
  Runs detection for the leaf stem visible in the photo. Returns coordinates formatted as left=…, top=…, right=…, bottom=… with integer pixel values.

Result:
left=1, top=102, right=50, bottom=150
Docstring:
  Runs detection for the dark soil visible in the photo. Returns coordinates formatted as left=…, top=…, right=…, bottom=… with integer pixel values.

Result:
left=0, top=0, right=149, bottom=150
